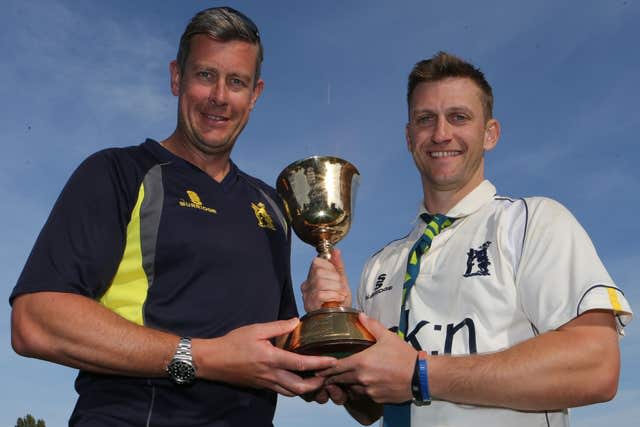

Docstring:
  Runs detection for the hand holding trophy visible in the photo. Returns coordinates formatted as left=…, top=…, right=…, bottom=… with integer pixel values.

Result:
left=276, top=156, right=375, bottom=358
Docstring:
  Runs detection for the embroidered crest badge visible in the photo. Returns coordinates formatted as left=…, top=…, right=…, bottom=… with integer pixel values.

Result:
left=463, top=241, right=492, bottom=277
left=251, top=202, right=276, bottom=230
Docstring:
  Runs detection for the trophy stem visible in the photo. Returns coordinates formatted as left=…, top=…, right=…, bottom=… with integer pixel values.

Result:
left=316, top=240, right=333, bottom=260
left=316, top=240, right=341, bottom=309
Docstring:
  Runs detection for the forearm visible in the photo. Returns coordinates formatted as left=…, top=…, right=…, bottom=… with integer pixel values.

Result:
left=429, top=311, right=620, bottom=410
left=12, top=292, right=336, bottom=397
left=11, top=292, right=177, bottom=376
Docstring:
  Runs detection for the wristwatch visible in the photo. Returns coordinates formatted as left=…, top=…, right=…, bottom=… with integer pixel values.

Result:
left=167, top=337, right=196, bottom=385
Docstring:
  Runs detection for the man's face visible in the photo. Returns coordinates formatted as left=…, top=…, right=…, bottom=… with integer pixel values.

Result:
left=170, top=34, right=264, bottom=156
left=406, top=77, right=499, bottom=195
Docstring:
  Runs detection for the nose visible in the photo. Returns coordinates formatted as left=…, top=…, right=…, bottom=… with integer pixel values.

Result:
left=432, top=117, right=452, bottom=144
left=208, top=79, right=228, bottom=106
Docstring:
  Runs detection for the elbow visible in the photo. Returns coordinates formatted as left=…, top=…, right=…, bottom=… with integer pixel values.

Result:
left=590, top=364, right=619, bottom=403
left=582, top=348, right=620, bottom=405
left=11, top=317, right=36, bottom=358
left=11, top=296, right=49, bottom=358
left=11, top=334, right=37, bottom=358
left=571, top=311, right=622, bottom=406
left=11, top=311, right=36, bottom=357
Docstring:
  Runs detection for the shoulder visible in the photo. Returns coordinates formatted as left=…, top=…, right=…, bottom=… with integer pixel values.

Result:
left=70, top=142, right=158, bottom=181
left=363, top=230, right=413, bottom=271
left=516, top=196, right=592, bottom=262
left=521, top=196, right=573, bottom=217
left=484, top=190, right=578, bottom=226
left=58, top=141, right=162, bottom=213
left=519, top=196, right=581, bottom=233
left=486, top=194, right=579, bottom=243
left=82, top=141, right=160, bottom=172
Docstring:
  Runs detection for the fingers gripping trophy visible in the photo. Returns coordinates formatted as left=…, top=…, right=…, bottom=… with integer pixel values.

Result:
left=276, top=156, right=375, bottom=358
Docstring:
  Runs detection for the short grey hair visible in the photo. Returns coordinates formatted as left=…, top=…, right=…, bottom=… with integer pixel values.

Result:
left=176, top=7, right=263, bottom=83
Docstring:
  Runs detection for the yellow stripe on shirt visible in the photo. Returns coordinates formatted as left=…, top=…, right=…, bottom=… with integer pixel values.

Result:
left=607, top=287, right=622, bottom=312
left=99, top=184, right=149, bottom=325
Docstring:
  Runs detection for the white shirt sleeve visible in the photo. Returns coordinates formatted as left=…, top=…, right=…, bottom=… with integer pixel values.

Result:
left=515, top=197, right=632, bottom=334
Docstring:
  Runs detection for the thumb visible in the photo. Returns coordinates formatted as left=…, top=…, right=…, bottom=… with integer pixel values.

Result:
left=358, top=312, right=389, bottom=340
left=257, top=317, right=300, bottom=340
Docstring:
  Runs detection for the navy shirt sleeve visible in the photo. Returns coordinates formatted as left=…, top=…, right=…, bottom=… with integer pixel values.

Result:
left=11, top=149, right=143, bottom=303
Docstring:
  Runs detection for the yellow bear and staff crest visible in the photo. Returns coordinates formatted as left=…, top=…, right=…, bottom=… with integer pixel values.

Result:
left=251, top=202, right=276, bottom=230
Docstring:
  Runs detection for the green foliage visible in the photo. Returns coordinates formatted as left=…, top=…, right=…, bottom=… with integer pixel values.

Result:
left=15, top=414, right=46, bottom=427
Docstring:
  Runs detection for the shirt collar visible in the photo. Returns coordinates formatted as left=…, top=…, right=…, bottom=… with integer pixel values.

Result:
left=144, top=139, right=239, bottom=189
left=416, top=180, right=496, bottom=220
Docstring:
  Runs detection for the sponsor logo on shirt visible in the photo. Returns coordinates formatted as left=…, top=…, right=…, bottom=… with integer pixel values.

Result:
left=400, top=317, right=478, bottom=355
left=463, top=241, right=492, bottom=277
left=251, top=202, right=276, bottom=230
left=365, top=273, right=392, bottom=300
left=178, top=190, right=217, bottom=214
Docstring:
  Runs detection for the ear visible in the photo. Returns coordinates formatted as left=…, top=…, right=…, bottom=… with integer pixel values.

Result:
left=483, top=118, right=500, bottom=152
left=249, top=79, right=265, bottom=110
left=169, top=60, right=181, bottom=96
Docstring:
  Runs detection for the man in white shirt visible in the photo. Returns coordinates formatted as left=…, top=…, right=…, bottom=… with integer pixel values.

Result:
left=302, top=51, right=633, bottom=426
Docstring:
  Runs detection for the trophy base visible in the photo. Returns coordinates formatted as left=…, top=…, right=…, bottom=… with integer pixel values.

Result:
left=294, top=338, right=374, bottom=358
left=281, top=306, right=376, bottom=362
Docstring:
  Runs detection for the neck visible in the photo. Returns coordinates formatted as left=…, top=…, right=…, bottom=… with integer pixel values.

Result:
left=160, top=132, right=231, bottom=182
left=422, top=177, right=484, bottom=215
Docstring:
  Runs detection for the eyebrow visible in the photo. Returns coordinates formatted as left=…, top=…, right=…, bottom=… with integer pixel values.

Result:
left=410, top=108, right=435, bottom=116
left=411, top=106, right=474, bottom=115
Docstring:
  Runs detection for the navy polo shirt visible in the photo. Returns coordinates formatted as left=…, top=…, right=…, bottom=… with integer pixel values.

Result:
left=11, top=139, right=297, bottom=426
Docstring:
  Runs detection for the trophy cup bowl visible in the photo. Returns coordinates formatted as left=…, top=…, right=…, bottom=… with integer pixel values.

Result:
left=276, top=156, right=375, bottom=358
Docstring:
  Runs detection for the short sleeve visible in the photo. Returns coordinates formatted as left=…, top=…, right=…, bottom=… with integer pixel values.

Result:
left=10, top=150, right=140, bottom=303
left=516, top=198, right=632, bottom=334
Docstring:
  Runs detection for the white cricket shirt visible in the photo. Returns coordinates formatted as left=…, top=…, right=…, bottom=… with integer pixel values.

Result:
left=357, top=180, right=632, bottom=427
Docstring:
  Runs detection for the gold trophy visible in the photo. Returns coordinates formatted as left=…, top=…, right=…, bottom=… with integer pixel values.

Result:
left=276, top=156, right=375, bottom=358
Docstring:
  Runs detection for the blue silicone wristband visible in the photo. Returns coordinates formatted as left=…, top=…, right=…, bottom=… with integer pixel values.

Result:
left=418, top=353, right=430, bottom=402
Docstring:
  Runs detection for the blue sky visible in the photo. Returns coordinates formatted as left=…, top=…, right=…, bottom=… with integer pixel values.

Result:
left=1, top=0, right=638, bottom=425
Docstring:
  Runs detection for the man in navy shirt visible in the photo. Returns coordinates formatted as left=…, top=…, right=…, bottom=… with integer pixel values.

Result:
left=10, top=6, right=335, bottom=426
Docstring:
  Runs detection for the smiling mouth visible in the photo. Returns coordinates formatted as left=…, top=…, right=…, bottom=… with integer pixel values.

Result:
left=202, top=113, right=228, bottom=122
left=430, top=151, right=461, bottom=158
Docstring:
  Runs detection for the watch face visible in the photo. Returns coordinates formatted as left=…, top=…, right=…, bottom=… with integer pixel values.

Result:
left=168, top=360, right=195, bottom=385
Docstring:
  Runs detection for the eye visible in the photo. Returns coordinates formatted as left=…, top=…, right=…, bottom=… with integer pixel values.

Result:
left=229, top=77, right=248, bottom=88
left=415, top=114, right=435, bottom=125
left=450, top=113, right=470, bottom=123
left=197, top=71, right=211, bottom=80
